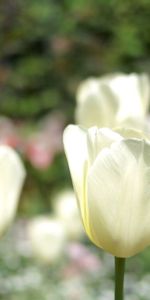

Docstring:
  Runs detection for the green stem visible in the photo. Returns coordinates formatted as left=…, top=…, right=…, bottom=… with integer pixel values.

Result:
left=115, top=257, right=126, bottom=300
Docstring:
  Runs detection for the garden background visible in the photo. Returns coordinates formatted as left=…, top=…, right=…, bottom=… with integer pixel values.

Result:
left=0, top=0, right=150, bottom=299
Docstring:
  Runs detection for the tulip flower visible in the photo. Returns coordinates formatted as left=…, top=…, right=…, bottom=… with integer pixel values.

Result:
left=64, top=125, right=150, bottom=299
left=75, top=73, right=150, bottom=128
left=25, top=134, right=54, bottom=169
left=28, top=216, right=66, bottom=264
left=0, top=145, right=25, bottom=237
left=63, top=125, right=150, bottom=258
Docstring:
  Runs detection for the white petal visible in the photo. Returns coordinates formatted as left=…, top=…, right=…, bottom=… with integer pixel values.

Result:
left=105, top=73, right=150, bottom=122
left=87, top=127, right=123, bottom=165
left=63, top=125, right=88, bottom=223
left=114, top=127, right=147, bottom=139
left=87, top=139, right=150, bottom=257
left=0, top=146, right=26, bottom=236
left=75, top=78, right=117, bottom=127
left=138, top=74, right=150, bottom=113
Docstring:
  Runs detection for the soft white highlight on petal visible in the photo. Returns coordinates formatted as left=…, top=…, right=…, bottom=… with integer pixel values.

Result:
left=75, top=73, right=150, bottom=128
left=87, top=127, right=123, bottom=164
left=106, top=73, right=149, bottom=122
left=0, top=145, right=26, bottom=236
left=87, top=139, right=150, bottom=257
left=76, top=78, right=117, bottom=127
left=63, top=125, right=88, bottom=223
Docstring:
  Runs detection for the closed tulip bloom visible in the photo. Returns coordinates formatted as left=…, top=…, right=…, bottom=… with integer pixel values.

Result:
left=0, top=145, right=25, bottom=236
left=75, top=73, right=150, bottom=128
left=28, top=217, right=66, bottom=264
left=63, top=125, right=150, bottom=258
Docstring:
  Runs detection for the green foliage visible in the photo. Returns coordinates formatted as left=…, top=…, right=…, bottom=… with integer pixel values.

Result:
left=0, top=0, right=150, bottom=118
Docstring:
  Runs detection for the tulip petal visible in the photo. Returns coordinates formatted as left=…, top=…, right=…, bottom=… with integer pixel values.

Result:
left=138, top=74, right=150, bottom=113
left=115, top=127, right=148, bottom=140
left=63, top=125, right=89, bottom=224
left=87, top=139, right=150, bottom=257
left=75, top=78, right=118, bottom=127
left=75, top=73, right=150, bottom=129
left=87, top=127, right=123, bottom=165
left=0, top=146, right=26, bottom=236
left=105, top=73, right=150, bottom=122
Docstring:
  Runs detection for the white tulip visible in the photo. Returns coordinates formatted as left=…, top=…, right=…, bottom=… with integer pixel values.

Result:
left=75, top=73, right=150, bottom=128
left=53, top=189, right=84, bottom=239
left=28, top=216, right=66, bottom=263
left=63, top=125, right=150, bottom=257
left=0, top=145, right=25, bottom=236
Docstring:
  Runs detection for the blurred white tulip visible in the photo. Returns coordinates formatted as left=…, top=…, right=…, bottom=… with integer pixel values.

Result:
left=64, top=125, right=150, bottom=257
left=53, top=189, right=84, bottom=240
left=0, top=145, right=25, bottom=237
left=28, top=217, right=66, bottom=264
left=75, top=73, right=150, bottom=129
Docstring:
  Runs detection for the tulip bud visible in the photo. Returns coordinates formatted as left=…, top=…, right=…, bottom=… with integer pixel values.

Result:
left=75, top=73, right=150, bottom=128
left=28, top=217, right=66, bottom=264
left=0, top=145, right=25, bottom=236
left=63, top=125, right=150, bottom=257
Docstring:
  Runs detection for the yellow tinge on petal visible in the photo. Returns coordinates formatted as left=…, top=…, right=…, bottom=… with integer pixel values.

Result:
left=63, top=125, right=89, bottom=230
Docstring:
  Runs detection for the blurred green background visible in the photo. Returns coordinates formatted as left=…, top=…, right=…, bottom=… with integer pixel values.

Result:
left=0, top=0, right=150, bottom=299
left=1, top=0, right=150, bottom=214
left=1, top=0, right=150, bottom=119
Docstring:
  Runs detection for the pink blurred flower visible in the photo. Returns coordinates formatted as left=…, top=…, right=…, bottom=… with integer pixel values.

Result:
left=40, top=111, right=65, bottom=153
left=25, top=112, right=65, bottom=169
left=0, top=117, right=21, bottom=149
left=25, top=134, right=54, bottom=169
left=65, top=242, right=101, bottom=275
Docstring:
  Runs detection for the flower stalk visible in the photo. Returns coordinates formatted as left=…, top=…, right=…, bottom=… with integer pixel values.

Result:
left=115, top=257, right=126, bottom=300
